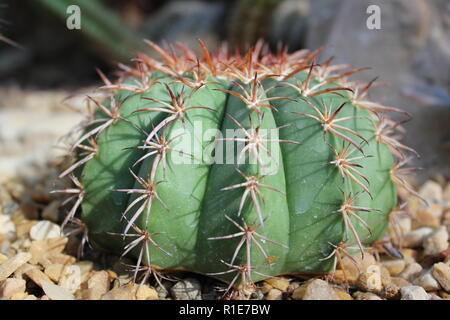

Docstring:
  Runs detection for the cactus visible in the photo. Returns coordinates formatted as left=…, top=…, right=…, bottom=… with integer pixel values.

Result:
left=56, top=40, right=418, bottom=295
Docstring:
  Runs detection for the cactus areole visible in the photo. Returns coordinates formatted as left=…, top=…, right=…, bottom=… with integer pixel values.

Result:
left=58, top=40, right=416, bottom=291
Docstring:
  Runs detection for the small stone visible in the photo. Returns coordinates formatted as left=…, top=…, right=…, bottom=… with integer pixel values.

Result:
left=101, top=283, right=135, bottom=300
left=0, top=254, right=7, bottom=264
left=58, top=265, right=81, bottom=293
left=400, top=248, right=419, bottom=264
left=170, top=278, right=202, bottom=300
left=429, top=293, right=443, bottom=300
left=41, top=280, right=75, bottom=300
left=291, top=286, right=306, bottom=300
left=335, top=253, right=377, bottom=284
left=136, top=285, right=158, bottom=300
left=155, top=280, right=172, bottom=298
left=382, top=259, right=406, bottom=276
left=398, top=263, right=423, bottom=281
left=44, top=264, right=64, bottom=282
left=400, top=286, right=429, bottom=300
left=265, top=277, right=290, bottom=291
left=391, top=277, right=412, bottom=288
left=402, top=227, right=433, bottom=248
left=41, top=201, right=60, bottom=222
left=356, top=271, right=382, bottom=293
left=381, top=282, right=400, bottom=299
left=29, top=237, right=67, bottom=264
left=419, top=180, right=443, bottom=202
left=443, top=182, right=450, bottom=206
left=9, top=292, right=28, bottom=300
left=24, top=267, right=52, bottom=287
left=0, top=252, right=32, bottom=281
left=353, top=291, right=383, bottom=300
left=413, top=269, right=441, bottom=291
left=30, top=220, right=61, bottom=241
left=264, top=288, right=282, bottom=300
left=0, top=214, right=15, bottom=236
left=0, top=278, right=26, bottom=299
left=414, top=204, right=442, bottom=228
left=87, top=271, right=110, bottom=299
left=47, top=253, right=76, bottom=266
left=334, top=288, right=353, bottom=300
left=14, top=220, right=37, bottom=238
left=260, top=281, right=273, bottom=294
left=423, top=226, right=449, bottom=256
left=287, top=281, right=300, bottom=293
left=300, top=279, right=339, bottom=300
left=432, top=262, right=450, bottom=292
left=74, top=261, right=94, bottom=283
left=396, top=216, right=412, bottom=234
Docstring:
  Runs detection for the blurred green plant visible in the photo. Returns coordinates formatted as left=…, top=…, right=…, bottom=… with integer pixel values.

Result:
left=35, top=0, right=146, bottom=61
left=228, top=0, right=283, bottom=51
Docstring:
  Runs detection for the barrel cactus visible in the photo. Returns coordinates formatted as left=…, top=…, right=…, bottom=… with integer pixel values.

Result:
left=55, top=40, right=417, bottom=296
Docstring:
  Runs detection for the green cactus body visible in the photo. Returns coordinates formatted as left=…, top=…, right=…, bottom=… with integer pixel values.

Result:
left=59, top=41, right=411, bottom=291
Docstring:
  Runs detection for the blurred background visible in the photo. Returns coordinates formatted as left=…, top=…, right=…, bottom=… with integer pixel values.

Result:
left=0, top=0, right=449, bottom=184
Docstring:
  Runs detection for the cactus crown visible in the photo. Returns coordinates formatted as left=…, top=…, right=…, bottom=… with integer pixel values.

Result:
left=56, top=40, right=417, bottom=296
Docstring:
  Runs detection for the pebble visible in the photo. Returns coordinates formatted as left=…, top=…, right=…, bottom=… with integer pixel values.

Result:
left=400, top=248, right=419, bottom=263
left=334, top=288, right=353, bottom=300
left=170, top=278, right=202, bottom=300
left=265, top=277, right=290, bottom=291
left=29, top=220, right=61, bottom=241
left=0, top=214, right=15, bottom=236
left=382, top=259, right=406, bottom=276
left=74, top=261, right=94, bottom=283
left=0, top=252, right=32, bottom=281
left=266, top=288, right=283, bottom=300
left=398, top=263, right=423, bottom=281
left=419, top=180, right=443, bottom=202
left=86, top=271, right=111, bottom=299
left=101, top=283, right=135, bottom=300
left=381, top=282, right=400, bottom=299
left=29, top=237, right=67, bottom=264
left=391, top=277, right=412, bottom=288
left=136, top=285, right=158, bottom=300
left=44, top=263, right=64, bottom=282
left=41, top=280, right=75, bottom=300
left=293, top=279, right=339, bottom=300
left=24, top=267, right=52, bottom=287
left=402, top=227, right=433, bottom=248
left=400, top=286, right=430, bottom=300
left=432, top=262, right=450, bottom=291
left=58, top=265, right=81, bottom=293
left=356, top=271, right=382, bottom=293
left=333, top=253, right=377, bottom=284
left=353, top=291, right=383, bottom=300
left=423, top=226, right=449, bottom=256
left=260, top=281, right=273, bottom=294
left=0, top=278, right=26, bottom=299
left=414, top=204, right=442, bottom=228
left=413, top=269, right=441, bottom=291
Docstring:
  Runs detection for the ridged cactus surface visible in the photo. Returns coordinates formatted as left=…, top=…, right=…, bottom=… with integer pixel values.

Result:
left=56, top=41, right=417, bottom=293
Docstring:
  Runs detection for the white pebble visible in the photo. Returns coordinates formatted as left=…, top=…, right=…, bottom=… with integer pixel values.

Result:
left=400, top=286, right=429, bottom=300
left=29, top=221, right=61, bottom=241
left=41, top=281, right=75, bottom=300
